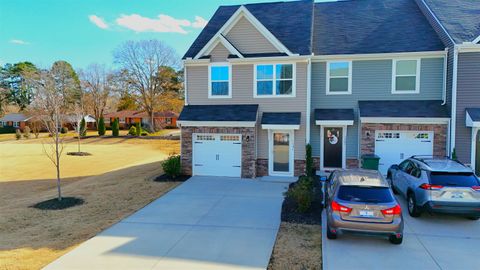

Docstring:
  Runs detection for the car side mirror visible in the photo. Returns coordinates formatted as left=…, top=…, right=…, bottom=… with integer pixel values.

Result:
left=391, top=164, right=400, bottom=170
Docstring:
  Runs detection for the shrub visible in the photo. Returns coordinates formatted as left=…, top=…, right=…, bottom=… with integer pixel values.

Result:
left=128, top=126, right=136, bottom=136
left=61, top=127, right=68, bottom=134
left=15, top=129, right=21, bottom=140
left=452, top=148, right=458, bottom=160
left=285, top=176, right=314, bottom=213
left=162, top=155, right=181, bottom=179
left=141, top=131, right=148, bottom=136
left=79, top=117, right=87, bottom=137
left=135, top=122, right=141, bottom=136
left=112, top=118, right=119, bottom=137
left=0, top=127, right=16, bottom=134
left=23, top=126, right=31, bottom=139
left=305, top=144, right=314, bottom=177
left=98, top=117, right=106, bottom=136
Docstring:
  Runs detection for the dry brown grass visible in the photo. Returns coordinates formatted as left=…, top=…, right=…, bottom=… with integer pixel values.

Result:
left=268, top=222, right=322, bottom=270
left=0, top=138, right=181, bottom=270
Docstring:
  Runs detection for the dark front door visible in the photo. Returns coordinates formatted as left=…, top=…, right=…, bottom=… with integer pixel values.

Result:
left=323, top=127, right=343, bottom=168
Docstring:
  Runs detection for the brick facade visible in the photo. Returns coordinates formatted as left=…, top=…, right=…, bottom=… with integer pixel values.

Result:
left=256, top=159, right=268, bottom=177
left=361, top=123, right=448, bottom=157
left=347, top=158, right=359, bottom=168
left=180, top=126, right=257, bottom=178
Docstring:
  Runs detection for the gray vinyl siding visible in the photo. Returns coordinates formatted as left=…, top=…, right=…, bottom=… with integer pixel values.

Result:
left=186, top=62, right=308, bottom=159
left=311, top=58, right=445, bottom=158
left=225, top=17, right=279, bottom=54
left=209, top=43, right=230, bottom=62
left=455, top=52, right=480, bottom=164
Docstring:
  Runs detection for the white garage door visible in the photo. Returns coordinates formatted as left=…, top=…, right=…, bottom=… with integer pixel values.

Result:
left=375, top=131, right=434, bottom=174
left=193, top=133, right=242, bottom=177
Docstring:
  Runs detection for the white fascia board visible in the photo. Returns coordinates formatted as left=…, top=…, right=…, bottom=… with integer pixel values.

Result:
left=312, top=51, right=446, bottom=62
left=315, top=120, right=354, bottom=126
left=473, top=35, right=480, bottom=44
left=457, top=44, right=480, bottom=53
left=261, top=124, right=300, bottom=130
left=177, top=121, right=256, bottom=127
left=466, top=112, right=480, bottom=128
left=228, top=55, right=309, bottom=64
left=218, top=35, right=243, bottom=58
left=194, top=36, right=243, bottom=60
left=184, top=59, right=210, bottom=66
left=360, top=117, right=450, bottom=124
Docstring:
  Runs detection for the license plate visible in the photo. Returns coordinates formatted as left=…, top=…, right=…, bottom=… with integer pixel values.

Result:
left=359, top=210, right=374, bottom=217
left=451, top=192, right=464, bottom=199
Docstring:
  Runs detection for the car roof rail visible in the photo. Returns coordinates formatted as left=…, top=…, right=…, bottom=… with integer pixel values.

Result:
left=410, top=155, right=466, bottom=167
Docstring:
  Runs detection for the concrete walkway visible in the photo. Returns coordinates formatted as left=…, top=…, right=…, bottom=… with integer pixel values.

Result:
left=322, top=195, right=480, bottom=270
left=45, top=176, right=289, bottom=270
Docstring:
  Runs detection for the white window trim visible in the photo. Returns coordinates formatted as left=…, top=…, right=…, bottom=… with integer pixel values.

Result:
left=208, top=62, right=232, bottom=99
left=268, top=129, right=295, bottom=177
left=13, top=121, right=19, bottom=127
left=326, top=60, right=352, bottom=95
left=391, top=58, right=421, bottom=94
left=253, top=63, right=296, bottom=98
left=320, top=125, right=347, bottom=170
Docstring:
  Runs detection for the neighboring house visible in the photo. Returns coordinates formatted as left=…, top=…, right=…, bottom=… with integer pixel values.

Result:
left=104, top=110, right=178, bottom=129
left=0, top=113, right=31, bottom=131
left=178, top=0, right=478, bottom=178
left=64, top=114, right=96, bottom=130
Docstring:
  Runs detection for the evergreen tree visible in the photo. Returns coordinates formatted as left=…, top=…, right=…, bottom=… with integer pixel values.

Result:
left=79, top=117, right=87, bottom=137
left=98, top=116, right=106, bottom=136
left=112, top=118, right=119, bottom=136
left=135, top=122, right=141, bottom=136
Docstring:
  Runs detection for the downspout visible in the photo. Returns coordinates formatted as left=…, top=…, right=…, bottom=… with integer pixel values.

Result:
left=441, top=48, right=448, bottom=105
left=183, top=60, right=188, bottom=106
left=450, top=46, right=459, bottom=156
left=306, top=57, right=312, bottom=144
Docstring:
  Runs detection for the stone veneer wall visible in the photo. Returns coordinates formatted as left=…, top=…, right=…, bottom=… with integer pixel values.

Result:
left=256, top=159, right=305, bottom=177
left=361, top=123, right=448, bottom=157
left=180, top=126, right=256, bottom=178
left=312, top=157, right=359, bottom=170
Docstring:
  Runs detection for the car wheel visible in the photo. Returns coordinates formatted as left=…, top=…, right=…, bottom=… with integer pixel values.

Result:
left=387, top=173, right=399, bottom=195
left=326, top=225, right=337, bottom=240
left=407, top=193, right=421, bottom=217
left=467, top=216, right=480, bottom=221
left=389, top=234, right=403, bottom=245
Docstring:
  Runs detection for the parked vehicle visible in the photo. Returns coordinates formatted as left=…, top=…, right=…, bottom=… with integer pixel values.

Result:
left=387, top=156, right=480, bottom=220
left=325, top=169, right=404, bottom=244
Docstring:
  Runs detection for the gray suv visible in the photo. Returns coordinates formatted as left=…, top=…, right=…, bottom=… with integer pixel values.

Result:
left=388, top=156, right=480, bottom=220
left=326, top=169, right=404, bottom=244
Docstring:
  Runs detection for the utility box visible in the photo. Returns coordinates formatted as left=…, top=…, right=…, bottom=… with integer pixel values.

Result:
left=361, top=154, right=380, bottom=170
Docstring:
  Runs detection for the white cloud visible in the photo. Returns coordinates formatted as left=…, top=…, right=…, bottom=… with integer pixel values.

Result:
left=115, top=14, right=208, bottom=34
left=192, top=16, right=208, bottom=28
left=89, top=15, right=109, bottom=29
left=10, top=39, right=29, bottom=45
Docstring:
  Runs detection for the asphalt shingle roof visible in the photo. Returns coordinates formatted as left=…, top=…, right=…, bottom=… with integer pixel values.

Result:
left=423, top=0, right=480, bottom=44
left=466, top=108, right=480, bottom=122
left=0, top=113, right=29, bottom=122
left=359, top=100, right=449, bottom=118
left=261, top=112, right=301, bottom=125
left=314, top=109, right=355, bottom=121
left=178, top=104, right=259, bottom=122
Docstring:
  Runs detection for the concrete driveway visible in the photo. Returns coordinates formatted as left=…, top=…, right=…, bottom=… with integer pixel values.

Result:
left=322, top=195, right=480, bottom=270
left=45, top=176, right=289, bottom=270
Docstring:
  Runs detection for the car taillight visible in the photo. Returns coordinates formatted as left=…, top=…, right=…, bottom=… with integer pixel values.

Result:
left=419, top=183, right=444, bottom=190
left=331, top=200, right=352, bottom=213
left=472, top=186, right=480, bottom=191
left=381, top=204, right=402, bottom=216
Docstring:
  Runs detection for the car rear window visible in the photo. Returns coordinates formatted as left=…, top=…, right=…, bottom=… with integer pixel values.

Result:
left=337, top=186, right=394, bottom=203
left=430, top=172, right=480, bottom=187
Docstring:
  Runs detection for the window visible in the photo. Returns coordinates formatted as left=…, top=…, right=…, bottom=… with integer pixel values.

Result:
left=429, top=172, right=480, bottom=187
left=209, top=64, right=231, bottom=98
left=220, top=135, right=240, bottom=141
left=378, top=132, right=400, bottom=139
left=13, top=122, right=19, bottom=127
left=254, top=63, right=295, bottom=97
left=0, top=121, right=3, bottom=127
left=196, top=134, right=215, bottom=141
left=337, top=186, right=394, bottom=203
left=392, top=59, right=420, bottom=94
left=327, top=61, right=352, bottom=94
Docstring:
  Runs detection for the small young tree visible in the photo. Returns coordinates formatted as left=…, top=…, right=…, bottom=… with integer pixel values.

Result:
left=97, top=116, right=106, bottom=136
left=29, top=119, right=42, bottom=138
left=69, top=104, right=86, bottom=153
left=79, top=117, right=86, bottom=136
left=305, top=144, right=313, bottom=177
left=135, top=122, right=141, bottom=136
left=112, top=118, right=119, bottom=136
left=15, top=129, right=21, bottom=140
left=23, top=126, right=31, bottom=139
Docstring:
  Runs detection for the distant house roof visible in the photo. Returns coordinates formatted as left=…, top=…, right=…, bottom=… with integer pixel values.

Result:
left=423, top=0, right=480, bottom=44
left=261, top=112, right=301, bottom=125
left=104, top=110, right=139, bottom=118
left=64, top=114, right=96, bottom=123
left=0, top=113, right=30, bottom=122
left=183, top=0, right=314, bottom=59
left=178, top=104, right=258, bottom=122
left=134, top=111, right=179, bottom=118
left=312, top=0, right=445, bottom=55
left=314, top=109, right=355, bottom=121
left=359, top=100, right=449, bottom=118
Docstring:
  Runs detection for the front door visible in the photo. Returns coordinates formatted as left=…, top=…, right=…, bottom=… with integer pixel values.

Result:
left=269, top=130, right=294, bottom=176
left=323, top=127, right=343, bottom=169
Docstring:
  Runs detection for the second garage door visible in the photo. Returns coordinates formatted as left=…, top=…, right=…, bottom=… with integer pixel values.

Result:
left=375, top=130, right=434, bottom=174
left=193, top=133, right=242, bottom=177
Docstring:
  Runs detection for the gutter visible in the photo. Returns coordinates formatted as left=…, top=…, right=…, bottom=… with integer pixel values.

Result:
left=450, top=46, right=459, bottom=156
left=306, top=57, right=312, bottom=144
left=183, top=60, right=188, bottom=106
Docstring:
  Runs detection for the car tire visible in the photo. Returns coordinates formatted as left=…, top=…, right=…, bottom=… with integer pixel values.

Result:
left=387, top=173, right=399, bottom=195
left=407, top=192, right=421, bottom=217
left=326, top=225, right=337, bottom=240
left=467, top=216, right=480, bottom=221
left=389, top=234, right=403, bottom=245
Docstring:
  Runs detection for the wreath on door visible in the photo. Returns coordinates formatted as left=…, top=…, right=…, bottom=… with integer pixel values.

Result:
left=327, top=128, right=339, bottom=145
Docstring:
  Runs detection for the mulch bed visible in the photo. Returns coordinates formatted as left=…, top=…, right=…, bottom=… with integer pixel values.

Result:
left=281, top=176, right=323, bottom=225
left=66, top=152, right=92, bottom=156
left=153, top=174, right=191, bottom=182
left=31, top=197, right=84, bottom=210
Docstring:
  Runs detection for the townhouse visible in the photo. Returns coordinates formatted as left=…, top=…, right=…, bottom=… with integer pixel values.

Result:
left=177, top=0, right=480, bottom=178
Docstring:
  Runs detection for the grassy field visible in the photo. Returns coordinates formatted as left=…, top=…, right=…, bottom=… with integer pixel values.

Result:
left=0, top=137, right=181, bottom=270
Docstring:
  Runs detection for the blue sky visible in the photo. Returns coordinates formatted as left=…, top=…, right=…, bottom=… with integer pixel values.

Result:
left=1, top=0, right=318, bottom=70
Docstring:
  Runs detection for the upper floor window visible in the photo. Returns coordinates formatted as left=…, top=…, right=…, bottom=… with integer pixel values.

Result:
left=326, top=61, right=352, bottom=95
left=209, top=64, right=231, bottom=98
left=254, top=63, right=295, bottom=97
left=392, top=59, right=420, bottom=94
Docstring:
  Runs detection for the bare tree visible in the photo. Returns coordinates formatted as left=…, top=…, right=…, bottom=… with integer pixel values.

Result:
left=80, top=64, right=112, bottom=123
left=113, top=40, right=179, bottom=130
left=69, top=104, right=85, bottom=153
